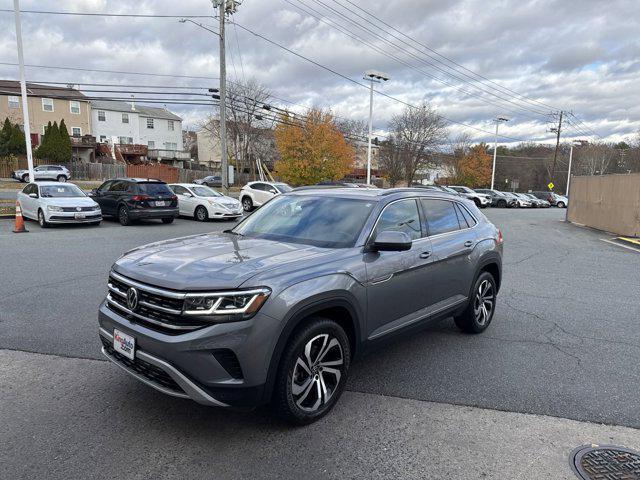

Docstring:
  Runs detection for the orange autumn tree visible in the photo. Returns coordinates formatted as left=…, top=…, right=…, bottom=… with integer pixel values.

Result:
left=456, top=143, right=492, bottom=187
left=274, top=109, right=354, bottom=186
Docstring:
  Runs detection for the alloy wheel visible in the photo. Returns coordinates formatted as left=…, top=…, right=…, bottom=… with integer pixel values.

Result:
left=291, top=333, right=344, bottom=413
left=242, top=198, right=252, bottom=212
left=473, top=280, right=494, bottom=326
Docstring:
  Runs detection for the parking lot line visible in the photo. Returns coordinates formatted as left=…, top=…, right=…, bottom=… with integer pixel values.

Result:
left=600, top=238, right=640, bottom=253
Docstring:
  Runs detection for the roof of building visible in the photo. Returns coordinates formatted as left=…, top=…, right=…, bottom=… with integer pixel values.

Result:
left=0, top=80, right=87, bottom=100
left=90, top=100, right=182, bottom=121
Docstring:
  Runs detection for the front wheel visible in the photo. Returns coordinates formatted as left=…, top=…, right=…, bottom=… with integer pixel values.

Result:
left=473, top=198, right=481, bottom=207
left=556, top=201, right=565, bottom=208
left=21, top=174, right=29, bottom=183
left=57, top=175, right=67, bottom=183
left=272, top=318, right=351, bottom=425
left=454, top=271, right=497, bottom=334
left=38, top=209, right=49, bottom=228
left=497, top=199, right=507, bottom=208
left=194, top=206, right=209, bottom=222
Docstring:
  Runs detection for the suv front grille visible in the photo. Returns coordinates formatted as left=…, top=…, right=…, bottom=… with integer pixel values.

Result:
left=107, top=272, right=209, bottom=335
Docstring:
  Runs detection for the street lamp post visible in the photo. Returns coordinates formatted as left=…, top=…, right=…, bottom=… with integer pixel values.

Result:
left=490, top=116, right=509, bottom=190
left=363, top=70, right=389, bottom=186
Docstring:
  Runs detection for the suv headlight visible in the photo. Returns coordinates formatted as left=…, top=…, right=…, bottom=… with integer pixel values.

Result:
left=183, top=288, right=271, bottom=319
left=47, top=205, right=63, bottom=212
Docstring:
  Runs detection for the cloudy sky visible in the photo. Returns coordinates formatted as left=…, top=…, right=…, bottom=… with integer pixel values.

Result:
left=0, top=0, right=638, bottom=146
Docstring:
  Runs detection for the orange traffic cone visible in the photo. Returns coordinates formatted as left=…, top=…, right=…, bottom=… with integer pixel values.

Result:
left=13, top=201, right=28, bottom=233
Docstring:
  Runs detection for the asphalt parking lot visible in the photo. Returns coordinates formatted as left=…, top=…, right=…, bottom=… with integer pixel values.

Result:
left=1, top=208, right=639, bottom=478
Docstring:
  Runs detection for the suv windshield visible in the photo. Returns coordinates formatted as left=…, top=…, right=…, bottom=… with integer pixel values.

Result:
left=191, top=186, right=222, bottom=197
left=137, top=182, right=173, bottom=196
left=39, top=184, right=85, bottom=198
left=232, top=195, right=375, bottom=248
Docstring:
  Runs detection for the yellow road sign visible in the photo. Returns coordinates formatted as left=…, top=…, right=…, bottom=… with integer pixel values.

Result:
left=547, top=182, right=554, bottom=190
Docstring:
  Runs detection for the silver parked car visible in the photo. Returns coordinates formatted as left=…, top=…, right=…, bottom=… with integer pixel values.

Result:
left=99, top=188, right=503, bottom=424
left=17, top=181, right=101, bottom=227
left=12, top=164, right=71, bottom=183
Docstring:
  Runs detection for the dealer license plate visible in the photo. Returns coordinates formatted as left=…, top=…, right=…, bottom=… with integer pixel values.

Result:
left=113, top=329, right=135, bottom=360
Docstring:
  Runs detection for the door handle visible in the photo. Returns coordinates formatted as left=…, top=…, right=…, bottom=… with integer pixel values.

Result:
left=419, top=251, right=431, bottom=259
left=464, top=240, right=474, bottom=248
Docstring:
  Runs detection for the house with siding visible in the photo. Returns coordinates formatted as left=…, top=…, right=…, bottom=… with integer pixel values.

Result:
left=91, top=100, right=189, bottom=165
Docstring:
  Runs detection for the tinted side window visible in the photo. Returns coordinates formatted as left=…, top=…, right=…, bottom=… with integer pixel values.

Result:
left=109, top=181, right=128, bottom=192
left=97, top=181, right=112, bottom=193
left=421, top=199, right=461, bottom=236
left=455, top=203, right=477, bottom=228
left=137, top=182, right=173, bottom=196
left=374, top=199, right=421, bottom=240
left=251, top=183, right=266, bottom=191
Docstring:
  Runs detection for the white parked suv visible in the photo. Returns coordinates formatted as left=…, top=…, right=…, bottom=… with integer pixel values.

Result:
left=240, top=181, right=292, bottom=211
left=169, top=183, right=243, bottom=221
left=17, top=181, right=101, bottom=227
left=12, top=165, right=71, bottom=183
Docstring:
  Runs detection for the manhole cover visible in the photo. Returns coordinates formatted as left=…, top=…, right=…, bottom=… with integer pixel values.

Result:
left=570, top=444, right=640, bottom=479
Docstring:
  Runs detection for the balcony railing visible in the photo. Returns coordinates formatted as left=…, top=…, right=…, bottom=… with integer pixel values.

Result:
left=147, top=149, right=191, bottom=160
left=116, top=144, right=148, bottom=156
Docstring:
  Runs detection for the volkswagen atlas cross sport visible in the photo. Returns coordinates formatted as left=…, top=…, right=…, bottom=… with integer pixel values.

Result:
left=99, top=188, right=503, bottom=424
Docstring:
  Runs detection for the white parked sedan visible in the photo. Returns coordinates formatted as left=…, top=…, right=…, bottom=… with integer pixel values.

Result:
left=17, top=181, right=102, bottom=228
left=169, top=183, right=243, bottom=221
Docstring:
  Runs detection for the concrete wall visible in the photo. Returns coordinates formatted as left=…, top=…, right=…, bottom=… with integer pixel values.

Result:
left=567, top=173, right=640, bottom=237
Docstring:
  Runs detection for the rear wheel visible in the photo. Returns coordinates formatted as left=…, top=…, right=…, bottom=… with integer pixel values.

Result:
left=21, top=174, right=29, bottom=183
left=161, top=217, right=174, bottom=224
left=242, top=196, right=253, bottom=212
left=194, top=206, right=209, bottom=222
left=272, top=317, right=351, bottom=425
left=37, top=209, right=49, bottom=228
left=118, top=205, right=131, bottom=226
left=57, top=175, right=67, bottom=183
left=557, top=201, right=565, bottom=208
left=454, top=271, right=497, bottom=334
left=497, top=199, right=507, bottom=208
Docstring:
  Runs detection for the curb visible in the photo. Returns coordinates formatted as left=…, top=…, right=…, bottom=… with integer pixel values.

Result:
left=617, top=236, right=640, bottom=246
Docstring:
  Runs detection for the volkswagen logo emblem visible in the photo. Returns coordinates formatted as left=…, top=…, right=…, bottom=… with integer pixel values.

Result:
left=76, top=206, right=82, bottom=212
left=126, top=287, right=139, bottom=311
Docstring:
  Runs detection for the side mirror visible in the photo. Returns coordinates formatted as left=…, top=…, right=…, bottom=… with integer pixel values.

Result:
left=28, top=193, right=38, bottom=199
left=185, top=192, right=194, bottom=197
left=370, top=230, right=412, bottom=252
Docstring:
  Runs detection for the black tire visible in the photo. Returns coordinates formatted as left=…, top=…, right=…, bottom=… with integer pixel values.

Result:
left=557, top=201, right=565, bottom=208
left=473, top=198, right=481, bottom=207
left=194, top=206, right=209, bottom=222
left=161, top=217, right=175, bottom=224
left=37, top=209, right=49, bottom=228
left=454, top=271, right=497, bottom=334
left=118, top=205, right=131, bottom=226
left=497, top=199, right=507, bottom=208
left=56, top=175, right=67, bottom=183
left=21, top=174, right=29, bottom=183
left=272, top=317, right=351, bottom=425
left=242, top=196, right=253, bottom=212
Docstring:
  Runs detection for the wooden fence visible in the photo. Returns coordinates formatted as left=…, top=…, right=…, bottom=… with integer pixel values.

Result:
left=567, top=173, right=640, bottom=237
left=1, top=156, right=215, bottom=184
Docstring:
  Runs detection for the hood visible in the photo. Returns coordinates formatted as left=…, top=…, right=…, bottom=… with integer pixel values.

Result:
left=112, top=232, right=333, bottom=290
left=40, top=197, right=98, bottom=207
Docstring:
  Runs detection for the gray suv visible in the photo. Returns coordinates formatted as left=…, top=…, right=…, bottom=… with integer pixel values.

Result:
left=98, top=188, right=503, bottom=424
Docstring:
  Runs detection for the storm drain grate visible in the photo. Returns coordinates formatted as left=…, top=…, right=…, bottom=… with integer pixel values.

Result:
left=570, top=444, right=640, bottom=479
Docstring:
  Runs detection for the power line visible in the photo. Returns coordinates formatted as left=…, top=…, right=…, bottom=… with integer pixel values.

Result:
left=306, top=0, right=553, bottom=118
left=0, top=9, right=212, bottom=19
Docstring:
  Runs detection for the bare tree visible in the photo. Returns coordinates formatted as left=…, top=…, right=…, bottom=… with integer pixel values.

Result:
left=575, top=142, right=616, bottom=176
left=378, top=135, right=405, bottom=186
left=200, top=78, right=274, bottom=182
left=335, top=118, right=368, bottom=143
left=388, top=102, right=448, bottom=185
left=443, top=132, right=473, bottom=179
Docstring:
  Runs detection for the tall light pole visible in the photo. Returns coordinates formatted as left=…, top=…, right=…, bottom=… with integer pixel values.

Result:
left=215, top=0, right=229, bottom=194
left=363, top=70, right=389, bottom=185
left=13, top=0, right=34, bottom=183
left=566, top=140, right=583, bottom=198
left=490, top=117, right=509, bottom=190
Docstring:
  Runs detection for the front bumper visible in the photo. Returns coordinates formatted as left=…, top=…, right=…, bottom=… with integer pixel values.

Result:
left=128, top=208, right=179, bottom=220
left=98, top=300, right=279, bottom=408
left=46, top=211, right=102, bottom=223
left=207, top=205, right=243, bottom=218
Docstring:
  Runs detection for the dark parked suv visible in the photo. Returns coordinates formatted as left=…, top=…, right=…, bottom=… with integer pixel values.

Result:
left=98, top=188, right=503, bottom=423
left=90, top=178, right=178, bottom=226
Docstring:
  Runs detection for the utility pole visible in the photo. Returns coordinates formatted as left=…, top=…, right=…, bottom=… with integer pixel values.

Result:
left=490, top=117, right=509, bottom=190
left=216, top=0, right=229, bottom=195
left=363, top=70, right=389, bottom=186
left=13, top=0, right=34, bottom=183
left=550, top=110, right=563, bottom=187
